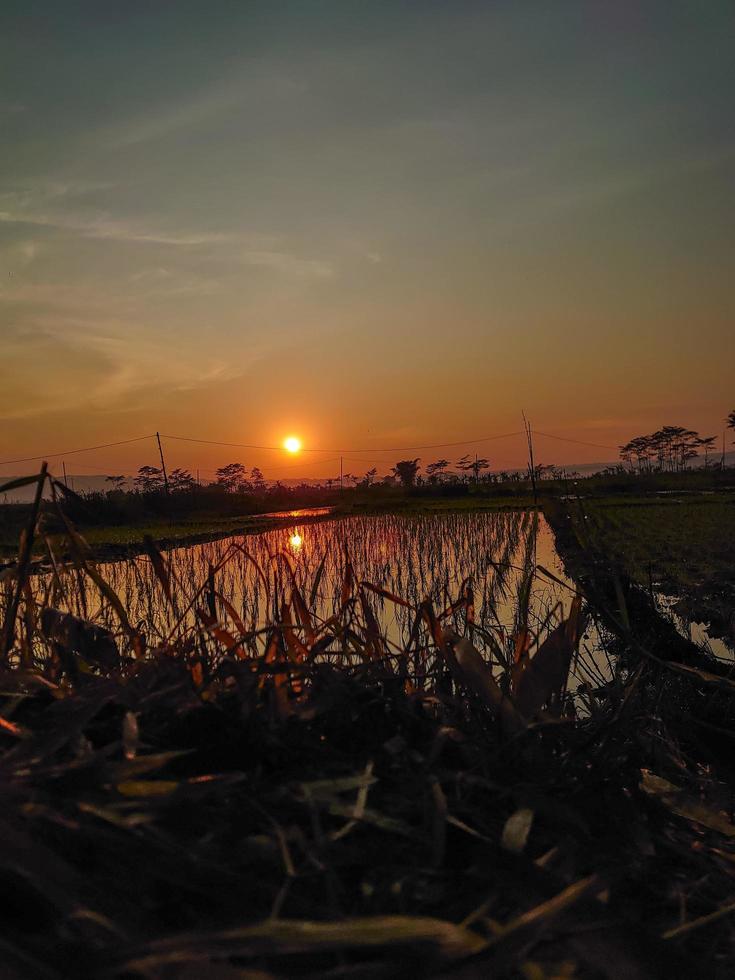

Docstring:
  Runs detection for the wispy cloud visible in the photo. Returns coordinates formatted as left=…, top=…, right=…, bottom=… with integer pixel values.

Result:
left=0, top=179, right=234, bottom=246
left=98, top=66, right=307, bottom=148
left=0, top=180, right=336, bottom=279
left=0, top=318, right=249, bottom=422
left=0, top=206, right=234, bottom=247
left=241, top=250, right=335, bottom=280
left=0, top=237, right=41, bottom=272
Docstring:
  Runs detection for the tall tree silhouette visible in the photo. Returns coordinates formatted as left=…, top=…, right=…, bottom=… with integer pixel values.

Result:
left=426, top=459, right=449, bottom=483
left=134, top=466, right=164, bottom=492
left=619, top=426, right=714, bottom=473
left=457, top=454, right=490, bottom=482
left=392, top=459, right=420, bottom=487
left=216, top=462, right=249, bottom=492
left=169, top=468, right=196, bottom=492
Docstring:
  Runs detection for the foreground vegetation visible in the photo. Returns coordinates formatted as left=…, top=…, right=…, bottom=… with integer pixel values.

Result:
left=562, top=493, right=735, bottom=650
left=1, top=468, right=735, bottom=976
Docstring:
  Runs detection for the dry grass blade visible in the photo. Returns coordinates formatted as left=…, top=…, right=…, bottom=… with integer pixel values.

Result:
left=421, top=600, right=444, bottom=647
left=2, top=489, right=734, bottom=977
left=279, top=600, right=310, bottom=662
left=40, top=608, right=119, bottom=671
left=197, top=611, right=248, bottom=660
left=640, top=770, right=735, bottom=837
left=162, top=543, right=241, bottom=643
left=441, top=630, right=525, bottom=735
left=359, top=580, right=413, bottom=608
left=662, top=899, right=735, bottom=940
left=340, top=547, right=355, bottom=607
left=514, top=595, right=584, bottom=719
left=117, top=915, right=488, bottom=973
left=486, top=875, right=599, bottom=950
left=1, top=463, right=47, bottom=660
left=142, top=535, right=173, bottom=605
left=359, top=590, right=387, bottom=660
left=0, top=474, right=45, bottom=494
left=501, top=807, right=534, bottom=854
left=308, top=548, right=329, bottom=609
left=0, top=715, right=24, bottom=737
left=274, top=555, right=316, bottom=646
left=667, top=662, right=735, bottom=693
left=430, top=777, right=448, bottom=867
left=122, top=712, right=139, bottom=761
left=54, top=506, right=138, bottom=642
left=216, top=592, right=248, bottom=636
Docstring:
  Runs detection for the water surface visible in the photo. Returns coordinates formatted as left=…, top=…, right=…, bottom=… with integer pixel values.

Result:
left=47, top=511, right=619, bottom=701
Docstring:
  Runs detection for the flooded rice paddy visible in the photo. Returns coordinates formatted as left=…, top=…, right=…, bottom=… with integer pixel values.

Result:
left=112, top=512, right=573, bottom=642
left=40, top=511, right=623, bottom=699
left=35, top=509, right=729, bottom=693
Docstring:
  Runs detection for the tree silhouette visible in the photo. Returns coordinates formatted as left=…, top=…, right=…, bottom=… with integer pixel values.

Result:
left=134, top=466, right=164, bottom=493
left=698, top=435, right=717, bottom=469
left=216, top=462, right=249, bottom=493
left=105, top=475, right=126, bottom=491
left=426, top=459, right=449, bottom=483
left=391, top=459, right=420, bottom=488
left=619, top=426, right=714, bottom=473
left=456, top=454, right=489, bottom=482
left=169, top=468, right=196, bottom=493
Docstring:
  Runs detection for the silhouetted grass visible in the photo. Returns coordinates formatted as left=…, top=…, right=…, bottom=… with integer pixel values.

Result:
left=1, top=468, right=734, bottom=978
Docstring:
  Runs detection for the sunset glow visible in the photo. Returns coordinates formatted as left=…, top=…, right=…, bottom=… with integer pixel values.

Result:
left=3, top=5, right=735, bottom=968
left=0, top=3, right=732, bottom=478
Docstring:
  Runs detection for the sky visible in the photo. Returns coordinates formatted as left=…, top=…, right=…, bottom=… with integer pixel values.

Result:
left=1, top=1, right=733, bottom=481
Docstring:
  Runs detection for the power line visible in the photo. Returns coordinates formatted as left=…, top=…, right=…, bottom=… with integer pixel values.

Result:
left=0, top=427, right=620, bottom=472
left=533, top=430, right=618, bottom=451
left=0, top=435, right=154, bottom=467
left=335, top=432, right=525, bottom=453
left=160, top=431, right=525, bottom=454
left=161, top=434, right=309, bottom=453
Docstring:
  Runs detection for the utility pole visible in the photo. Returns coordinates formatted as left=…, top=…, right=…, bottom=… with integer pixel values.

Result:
left=156, top=431, right=170, bottom=495
left=340, top=455, right=343, bottom=492
left=522, top=412, right=538, bottom=509
left=62, top=460, right=68, bottom=488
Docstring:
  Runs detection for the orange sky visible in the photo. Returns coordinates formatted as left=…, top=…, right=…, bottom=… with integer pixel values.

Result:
left=1, top=3, right=733, bottom=480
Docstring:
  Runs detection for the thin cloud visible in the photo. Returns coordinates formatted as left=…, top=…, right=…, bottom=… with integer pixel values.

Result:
left=0, top=318, right=249, bottom=422
left=241, top=250, right=335, bottom=280
left=0, top=184, right=333, bottom=278
left=99, top=66, right=307, bottom=148
left=0, top=207, right=234, bottom=246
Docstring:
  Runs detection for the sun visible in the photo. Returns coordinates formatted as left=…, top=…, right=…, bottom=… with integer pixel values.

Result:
left=284, top=435, right=302, bottom=454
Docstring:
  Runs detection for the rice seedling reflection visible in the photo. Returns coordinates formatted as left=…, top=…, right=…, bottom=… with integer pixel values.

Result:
left=22, top=510, right=611, bottom=707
